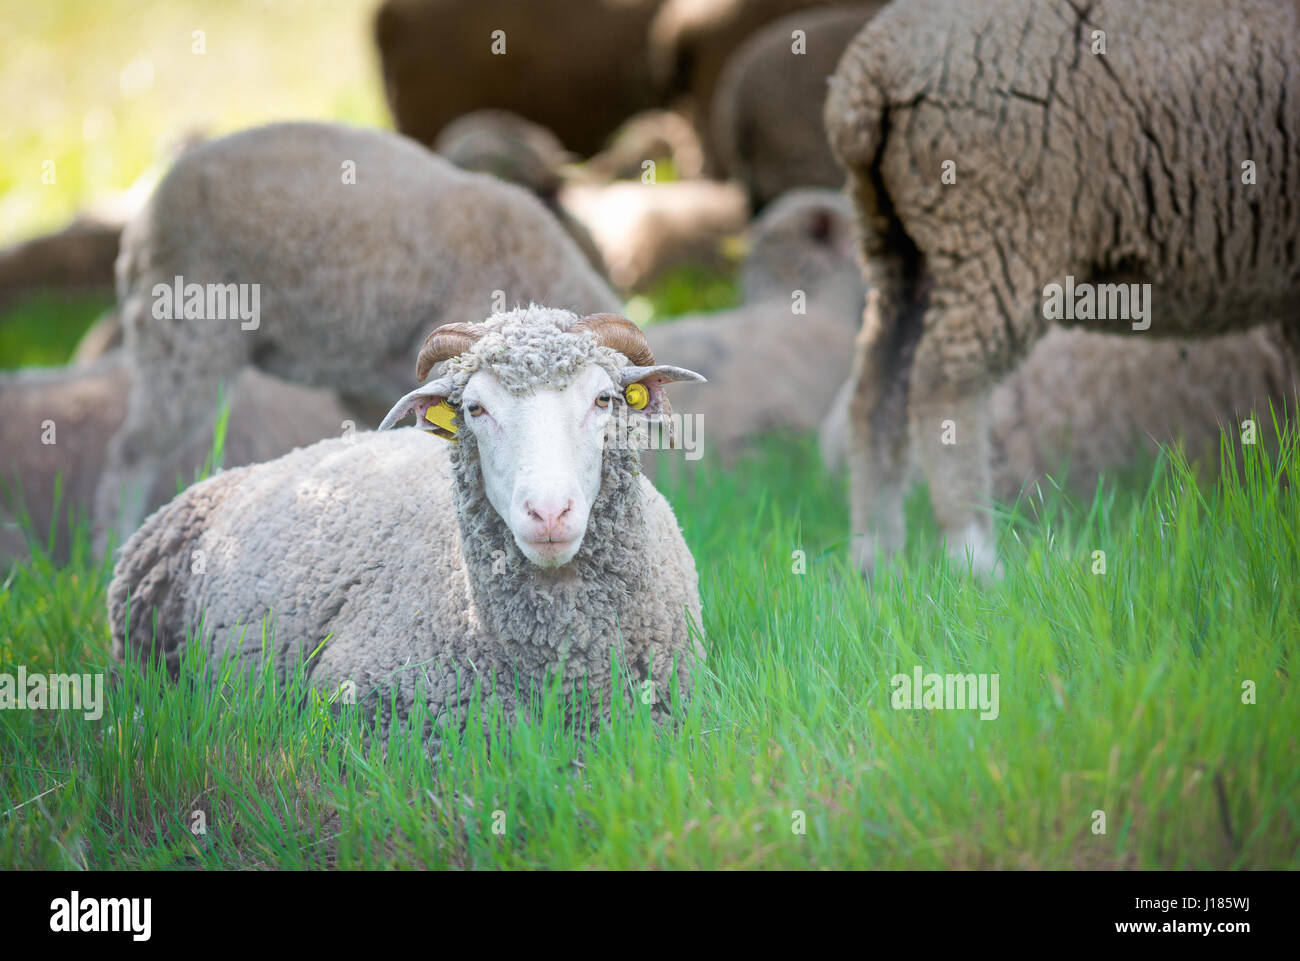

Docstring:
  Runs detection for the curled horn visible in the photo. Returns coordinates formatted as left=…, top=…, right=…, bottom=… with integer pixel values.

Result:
left=569, top=312, right=655, bottom=366
left=416, top=323, right=484, bottom=382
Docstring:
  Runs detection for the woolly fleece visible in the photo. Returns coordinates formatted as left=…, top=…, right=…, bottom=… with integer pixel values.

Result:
left=108, top=308, right=704, bottom=739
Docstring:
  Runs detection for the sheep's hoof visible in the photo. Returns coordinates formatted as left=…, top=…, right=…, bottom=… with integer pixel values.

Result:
left=947, top=524, right=1003, bottom=580
left=850, top=532, right=900, bottom=582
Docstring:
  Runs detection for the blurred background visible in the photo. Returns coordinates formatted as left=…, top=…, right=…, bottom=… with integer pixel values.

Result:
left=3, top=0, right=385, bottom=243
left=1, top=0, right=388, bottom=368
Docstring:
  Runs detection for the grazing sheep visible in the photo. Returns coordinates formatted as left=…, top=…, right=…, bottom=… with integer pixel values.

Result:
left=0, top=354, right=353, bottom=564
left=711, top=4, right=878, bottom=209
left=645, top=188, right=861, bottom=468
left=559, top=180, right=749, bottom=292
left=95, top=122, right=618, bottom=547
left=375, top=0, right=662, bottom=156
left=820, top=325, right=1299, bottom=501
left=108, top=308, right=706, bottom=738
left=433, top=109, right=573, bottom=196
left=825, top=0, right=1300, bottom=575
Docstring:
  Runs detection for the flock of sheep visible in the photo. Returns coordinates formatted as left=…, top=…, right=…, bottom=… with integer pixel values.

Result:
left=3, top=0, right=1298, bottom=736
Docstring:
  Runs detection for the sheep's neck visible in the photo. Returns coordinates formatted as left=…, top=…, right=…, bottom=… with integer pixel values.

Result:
left=451, top=442, right=649, bottom=682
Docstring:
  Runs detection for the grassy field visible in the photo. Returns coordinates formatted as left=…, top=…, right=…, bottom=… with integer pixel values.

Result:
left=2, top=0, right=1296, bottom=871
left=3, top=414, right=1297, bottom=868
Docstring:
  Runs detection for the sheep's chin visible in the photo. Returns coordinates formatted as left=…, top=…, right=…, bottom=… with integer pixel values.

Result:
left=514, top=534, right=584, bottom=569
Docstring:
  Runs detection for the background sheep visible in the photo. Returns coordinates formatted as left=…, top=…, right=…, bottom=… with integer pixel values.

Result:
left=0, top=354, right=353, bottom=564
left=645, top=188, right=861, bottom=469
left=821, top=325, right=1299, bottom=502
left=375, top=0, right=663, bottom=156
left=558, top=180, right=749, bottom=292
left=95, top=121, right=618, bottom=546
left=433, top=109, right=609, bottom=278
left=0, top=218, right=120, bottom=309
left=109, top=308, right=705, bottom=738
left=433, top=109, right=574, bottom=196
left=825, top=0, right=1300, bottom=575
left=582, top=110, right=706, bottom=183
left=648, top=0, right=840, bottom=169
left=711, top=4, right=878, bottom=209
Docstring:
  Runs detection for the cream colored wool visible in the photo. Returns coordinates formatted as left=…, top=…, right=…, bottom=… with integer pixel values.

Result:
left=108, top=308, right=704, bottom=741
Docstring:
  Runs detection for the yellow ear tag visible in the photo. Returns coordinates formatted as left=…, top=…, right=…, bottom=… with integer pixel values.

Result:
left=424, top=401, right=459, bottom=441
left=624, top=382, right=649, bottom=410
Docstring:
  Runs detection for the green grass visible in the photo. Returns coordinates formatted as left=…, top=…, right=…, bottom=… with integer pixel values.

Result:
left=628, top=264, right=743, bottom=327
left=0, top=293, right=112, bottom=370
left=3, top=418, right=1297, bottom=869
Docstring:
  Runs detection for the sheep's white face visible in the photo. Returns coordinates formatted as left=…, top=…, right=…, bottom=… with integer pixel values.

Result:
left=460, top=365, right=616, bottom=568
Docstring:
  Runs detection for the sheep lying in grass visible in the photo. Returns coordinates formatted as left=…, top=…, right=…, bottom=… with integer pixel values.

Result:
left=821, top=325, right=1298, bottom=501
left=108, top=308, right=706, bottom=737
left=645, top=188, right=861, bottom=469
left=95, top=121, right=618, bottom=548
left=825, top=0, right=1300, bottom=575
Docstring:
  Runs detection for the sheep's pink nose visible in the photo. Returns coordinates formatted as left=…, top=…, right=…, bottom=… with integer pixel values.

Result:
left=524, top=499, right=574, bottom=539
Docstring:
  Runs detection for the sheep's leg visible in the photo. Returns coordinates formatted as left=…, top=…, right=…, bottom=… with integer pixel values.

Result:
left=908, top=330, right=1002, bottom=577
left=846, top=289, right=913, bottom=577
left=93, top=283, right=249, bottom=553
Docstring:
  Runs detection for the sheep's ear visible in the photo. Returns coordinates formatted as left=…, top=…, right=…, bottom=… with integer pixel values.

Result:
left=619, top=365, right=706, bottom=421
left=618, top=365, right=705, bottom=449
left=378, top=377, right=458, bottom=439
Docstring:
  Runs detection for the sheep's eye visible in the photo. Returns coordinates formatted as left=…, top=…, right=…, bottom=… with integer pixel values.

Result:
left=465, top=401, right=486, bottom=417
left=594, top=392, right=613, bottom=409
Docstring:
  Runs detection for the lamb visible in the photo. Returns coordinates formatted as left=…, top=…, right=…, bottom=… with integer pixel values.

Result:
left=820, top=325, right=1298, bottom=502
left=95, top=121, right=619, bottom=548
left=711, top=4, right=879, bottom=209
left=0, top=353, right=354, bottom=564
left=824, top=0, right=1300, bottom=575
left=644, top=188, right=862, bottom=469
left=108, top=308, right=706, bottom=739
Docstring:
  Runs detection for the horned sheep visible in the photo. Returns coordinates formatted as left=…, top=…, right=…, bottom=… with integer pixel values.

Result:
left=108, top=308, right=706, bottom=738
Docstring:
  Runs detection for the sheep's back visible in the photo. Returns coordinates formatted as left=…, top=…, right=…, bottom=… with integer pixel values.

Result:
left=827, top=0, right=1300, bottom=340
left=109, top=429, right=467, bottom=688
left=117, top=122, right=618, bottom=398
